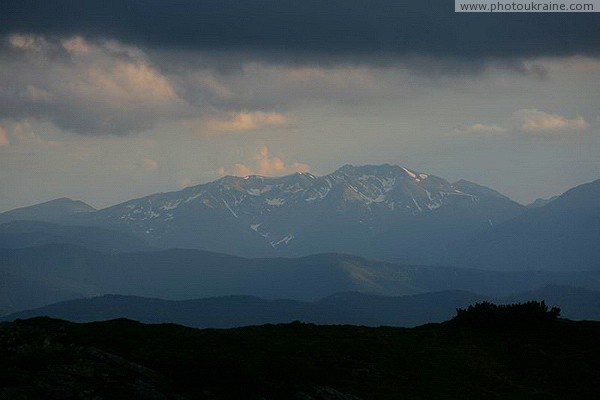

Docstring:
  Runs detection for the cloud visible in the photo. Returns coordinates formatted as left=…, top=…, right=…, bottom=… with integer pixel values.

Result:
left=173, top=61, right=417, bottom=121
left=1, top=35, right=326, bottom=137
left=453, top=123, right=507, bottom=136
left=455, top=109, right=588, bottom=138
left=218, top=164, right=254, bottom=177
left=218, top=146, right=310, bottom=177
left=178, top=178, right=192, bottom=188
left=511, top=109, right=587, bottom=132
left=61, top=37, right=91, bottom=54
left=140, top=158, right=158, bottom=170
left=204, top=111, right=291, bottom=133
left=0, top=119, right=56, bottom=147
left=0, top=126, right=9, bottom=146
left=8, top=33, right=46, bottom=51
left=1, top=32, right=596, bottom=142
left=1, top=1, right=599, bottom=60
left=0, top=34, right=189, bottom=135
left=22, top=85, right=54, bottom=102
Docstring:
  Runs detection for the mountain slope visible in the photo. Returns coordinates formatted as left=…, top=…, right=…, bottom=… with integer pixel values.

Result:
left=0, top=220, right=153, bottom=253
left=0, top=198, right=95, bottom=224
left=450, top=179, right=600, bottom=271
left=0, top=245, right=418, bottom=314
left=66, top=164, right=524, bottom=262
left=4, top=244, right=600, bottom=316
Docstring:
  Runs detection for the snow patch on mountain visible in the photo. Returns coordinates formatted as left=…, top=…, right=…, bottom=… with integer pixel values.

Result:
left=271, top=234, right=294, bottom=247
left=402, top=167, right=417, bottom=179
left=266, top=198, right=285, bottom=206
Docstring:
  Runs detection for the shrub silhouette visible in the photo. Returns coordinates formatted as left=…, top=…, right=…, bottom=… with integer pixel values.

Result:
left=452, top=301, right=560, bottom=329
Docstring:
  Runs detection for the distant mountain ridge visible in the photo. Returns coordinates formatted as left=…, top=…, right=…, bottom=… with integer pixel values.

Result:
left=5, top=285, right=599, bottom=328
left=1, top=165, right=598, bottom=271
left=527, top=195, right=559, bottom=208
left=88, top=164, right=523, bottom=260
left=3, top=290, right=483, bottom=328
left=0, top=198, right=95, bottom=225
left=3, top=243, right=600, bottom=316
left=450, top=179, right=600, bottom=271
left=1, top=164, right=523, bottom=262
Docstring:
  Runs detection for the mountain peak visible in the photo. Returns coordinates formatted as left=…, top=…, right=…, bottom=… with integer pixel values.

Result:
left=543, top=178, right=600, bottom=211
left=527, top=196, right=559, bottom=209
left=46, top=197, right=95, bottom=209
left=0, top=197, right=95, bottom=224
left=79, top=162, right=525, bottom=261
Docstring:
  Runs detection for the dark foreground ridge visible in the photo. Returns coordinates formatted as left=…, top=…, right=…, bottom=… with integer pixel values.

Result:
left=2, top=302, right=600, bottom=399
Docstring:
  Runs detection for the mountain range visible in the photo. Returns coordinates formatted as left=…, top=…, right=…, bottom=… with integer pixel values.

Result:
left=0, top=164, right=527, bottom=263
left=83, top=164, right=526, bottom=263
left=1, top=164, right=599, bottom=327
left=5, top=285, right=600, bottom=328
left=1, top=163, right=598, bottom=270
left=3, top=243, right=600, bottom=316
left=3, top=290, right=482, bottom=328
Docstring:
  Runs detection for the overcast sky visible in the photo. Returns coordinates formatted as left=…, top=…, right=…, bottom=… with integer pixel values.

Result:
left=0, top=0, right=599, bottom=211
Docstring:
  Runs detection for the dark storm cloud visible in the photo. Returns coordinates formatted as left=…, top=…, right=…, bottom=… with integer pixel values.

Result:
left=0, top=35, right=193, bottom=135
left=1, top=0, right=599, bottom=60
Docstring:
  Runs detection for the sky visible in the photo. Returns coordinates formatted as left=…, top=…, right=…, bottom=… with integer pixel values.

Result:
left=0, top=0, right=599, bottom=211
